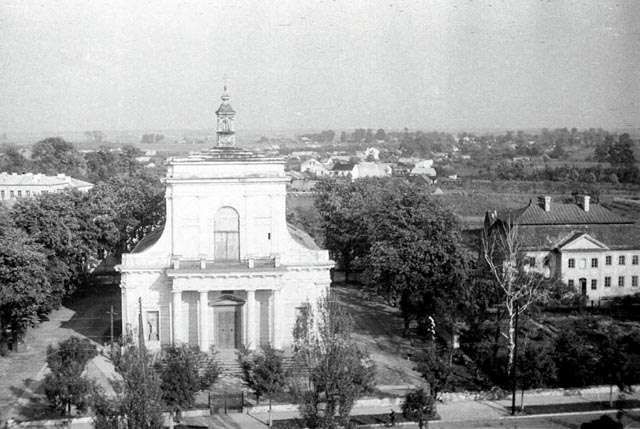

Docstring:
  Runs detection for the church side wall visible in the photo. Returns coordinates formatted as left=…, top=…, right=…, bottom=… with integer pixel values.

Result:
left=278, top=269, right=331, bottom=347
left=121, top=271, right=171, bottom=349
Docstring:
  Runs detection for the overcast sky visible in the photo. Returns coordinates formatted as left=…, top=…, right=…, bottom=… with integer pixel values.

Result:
left=1, top=0, right=639, bottom=134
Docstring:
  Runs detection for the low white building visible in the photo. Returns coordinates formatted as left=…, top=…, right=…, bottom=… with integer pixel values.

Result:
left=410, top=159, right=437, bottom=178
left=351, top=162, right=392, bottom=180
left=300, top=159, right=330, bottom=177
left=117, top=89, right=333, bottom=352
left=0, top=172, right=93, bottom=202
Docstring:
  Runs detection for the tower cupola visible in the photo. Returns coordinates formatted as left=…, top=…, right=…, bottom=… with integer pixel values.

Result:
left=215, top=85, right=236, bottom=146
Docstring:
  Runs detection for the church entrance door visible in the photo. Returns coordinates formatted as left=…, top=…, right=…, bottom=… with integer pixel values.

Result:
left=215, top=306, right=239, bottom=349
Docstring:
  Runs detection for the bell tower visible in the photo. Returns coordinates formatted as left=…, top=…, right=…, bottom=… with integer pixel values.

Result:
left=215, top=85, right=236, bottom=146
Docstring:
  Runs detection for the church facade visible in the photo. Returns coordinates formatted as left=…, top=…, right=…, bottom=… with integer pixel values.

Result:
left=117, top=88, right=333, bottom=351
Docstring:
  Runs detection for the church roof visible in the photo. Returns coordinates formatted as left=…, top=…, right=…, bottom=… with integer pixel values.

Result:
left=131, top=228, right=163, bottom=253
left=287, top=223, right=321, bottom=250
left=171, top=147, right=282, bottom=163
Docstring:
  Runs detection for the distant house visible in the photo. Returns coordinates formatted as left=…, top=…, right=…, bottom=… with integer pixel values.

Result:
left=485, top=195, right=640, bottom=304
left=0, top=172, right=93, bottom=203
left=351, top=162, right=392, bottom=181
left=330, top=162, right=355, bottom=178
left=410, top=159, right=437, bottom=178
left=300, top=159, right=330, bottom=177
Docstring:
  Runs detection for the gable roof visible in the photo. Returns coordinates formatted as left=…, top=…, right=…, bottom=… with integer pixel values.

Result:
left=332, top=162, right=355, bottom=171
left=516, top=224, right=640, bottom=251
left=497, top=200, right=632, bottom=226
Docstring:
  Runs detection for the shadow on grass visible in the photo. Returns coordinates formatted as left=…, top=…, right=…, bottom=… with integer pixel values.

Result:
left=59, top=284, right=121, bottom=345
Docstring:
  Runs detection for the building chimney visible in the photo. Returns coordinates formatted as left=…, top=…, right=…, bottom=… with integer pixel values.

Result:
left=582, top=195, right=590, bottom=212
left=538, top=196, right=551, bottom=212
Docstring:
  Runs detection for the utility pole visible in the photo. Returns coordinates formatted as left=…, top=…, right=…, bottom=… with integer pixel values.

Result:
left=106, top=305, right=118, bottom=345
left=511, top=301, right=520, bottom=415
left=138, top=298, right=145, bottom=354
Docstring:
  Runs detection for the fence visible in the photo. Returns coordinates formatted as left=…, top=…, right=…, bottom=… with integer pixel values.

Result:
left=208, top=391, right=245, bottom=414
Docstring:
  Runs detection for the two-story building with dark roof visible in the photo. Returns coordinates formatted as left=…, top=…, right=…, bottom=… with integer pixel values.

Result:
left=484, top=195, right=640, bottom=304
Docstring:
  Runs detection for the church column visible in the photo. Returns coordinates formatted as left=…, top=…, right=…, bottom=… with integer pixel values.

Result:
left=172, top=291, right=182, bottom=344
left=199, top=291, right=210, bottom=352
left=272, top=288, right=283, bottom=348
left=246, top=290, right=256, bottom=349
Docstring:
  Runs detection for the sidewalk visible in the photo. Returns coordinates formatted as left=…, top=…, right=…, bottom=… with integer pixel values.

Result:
left=216, top=389, right=640, bottom=428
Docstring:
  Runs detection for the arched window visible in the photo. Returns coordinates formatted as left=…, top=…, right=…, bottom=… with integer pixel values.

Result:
left=214, top=207, right=240, bottom=262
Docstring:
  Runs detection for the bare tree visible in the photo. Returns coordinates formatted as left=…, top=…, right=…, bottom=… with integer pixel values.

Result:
left=482, top=219, right=546, bottom=374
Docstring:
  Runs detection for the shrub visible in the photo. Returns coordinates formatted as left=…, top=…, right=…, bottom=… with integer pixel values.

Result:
left=155, top=344, right=221, bottom=408
left=402, top=388, right=436, bottom=424
left=43, top=337, right=98, bottom=415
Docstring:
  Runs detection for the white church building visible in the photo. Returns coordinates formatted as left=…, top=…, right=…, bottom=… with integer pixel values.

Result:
left=117, top=88, right=333, bottom=352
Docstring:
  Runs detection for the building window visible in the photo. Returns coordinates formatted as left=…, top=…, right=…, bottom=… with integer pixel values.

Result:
left=9, top=191, right=14, bottom=199
left=605, top=277, right=611, bottom=287
left=214, top=207, right=240, bottom=262
left=591, top=279, right=597, bottom=290
left=17, top=190, right=21, bottom=198
left=618, top=276, right=625, bottom=287
left=568, top=258, right=575, bottom=268
left=591, top=258, right=598, bottom=268
left=25, top=190, right=30, bottom=197
left=0, top=190, right=4, bottom=200
left=633, top=276, right=639, bottom=287
left=579, top=258, right=586, bottom=269
left=606, top=255, right=612, bottom=265
left=633, top=255, right=639, bottom=265
left=619, top=255, right=626, bottom=265
left=146, top=311, right=159, bottom=342
left=568, top=279, right=574, bottom=288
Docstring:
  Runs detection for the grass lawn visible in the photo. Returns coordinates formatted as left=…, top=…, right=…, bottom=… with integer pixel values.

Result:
left=272, top=413, right=418, bottom=428
left=520, top=399, right=640, bottom=415
left=0, top=284, right=120, bottom=421
left=333, top=285, right=425, bottom=389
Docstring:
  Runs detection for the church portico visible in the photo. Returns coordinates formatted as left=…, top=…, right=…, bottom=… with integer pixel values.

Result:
left=170, top=282, right=280, bottom=351
left=117, top=87, right=333, bottom=353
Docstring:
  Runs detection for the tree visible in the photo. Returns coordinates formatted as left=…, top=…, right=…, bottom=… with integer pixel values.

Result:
left=97, top=345, right=164, bottom=429
left=0, top=212, right=51, bottom=352
left=0, top=144, right=31, bottom=173
left=31, top=137, right=86, bottom=177
left=239, top=345, right=287, bottom=426
left=43, top=337, right=98, bottom=415
left=516, top=339, right=556, bottom=411
left=154, top=344, right=221, bottom=409
left=292, top=294, right=375, bottom=429
left=609, top=133, right=636, bottom=165
left=553, top=329, right=599, bottom=388
left=12, top=191, right=119, bottom=298
left=375, top=128, right=386, bottom=141
left=402, top=388, right=436, bottom=427
left=482, top=220, right=548, bottom=375
left=89, top=173, right=164, bottom=252
left=415, top=345, right=453, bottom=401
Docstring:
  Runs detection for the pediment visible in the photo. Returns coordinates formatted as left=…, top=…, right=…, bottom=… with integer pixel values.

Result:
left=213, top=294, right=245, bottom=306
left=558, top=234, right=608, bottom=250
